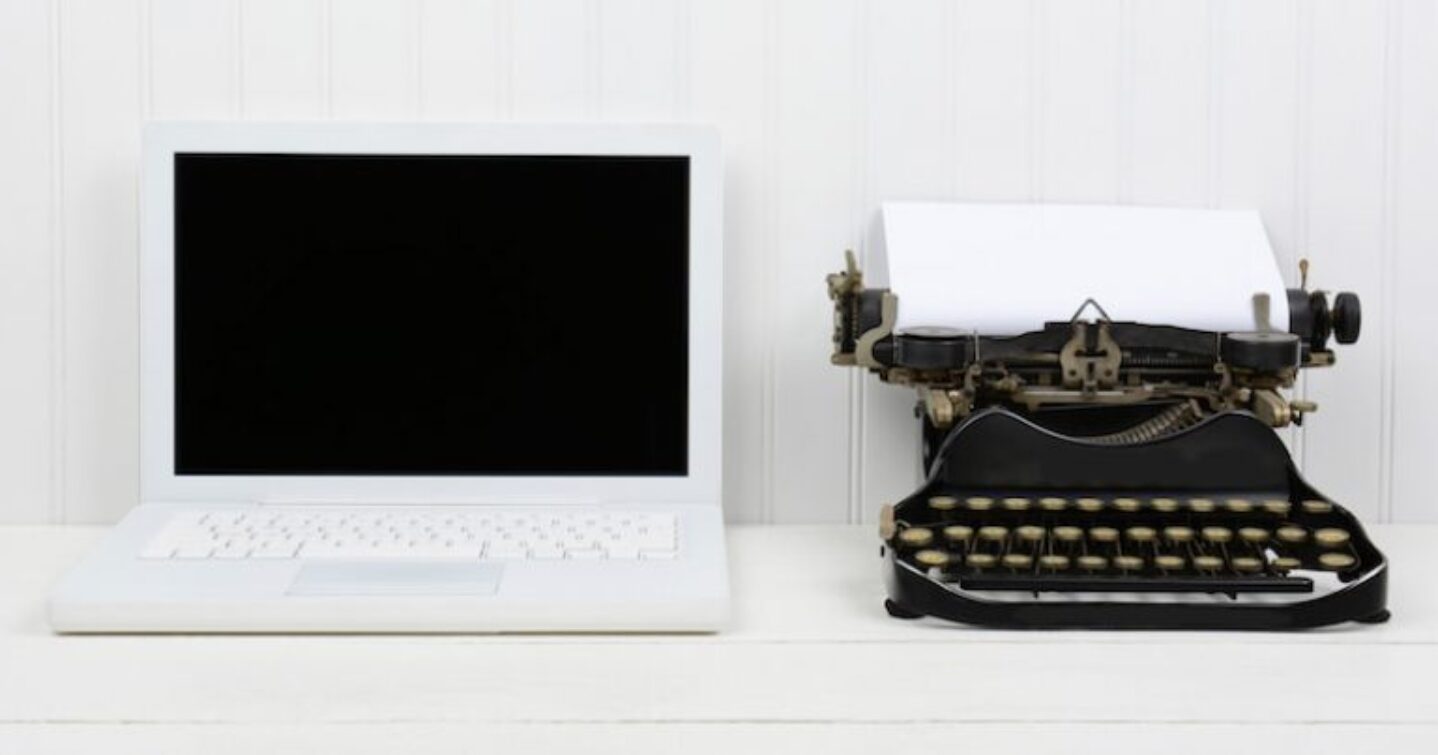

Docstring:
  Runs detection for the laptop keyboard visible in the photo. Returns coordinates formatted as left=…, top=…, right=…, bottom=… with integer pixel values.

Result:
left=139, top=509, right=679, bottom=561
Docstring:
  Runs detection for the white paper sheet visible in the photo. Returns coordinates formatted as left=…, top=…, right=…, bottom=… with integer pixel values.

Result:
left=878, top=202, right=1290, bottom=336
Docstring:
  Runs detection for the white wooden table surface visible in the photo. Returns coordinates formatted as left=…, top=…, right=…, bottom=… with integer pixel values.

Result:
left=2, top=524, right=1435, bottom=753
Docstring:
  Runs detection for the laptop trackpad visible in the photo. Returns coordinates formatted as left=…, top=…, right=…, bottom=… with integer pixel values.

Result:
left=287, top=562, right=504, bottom=596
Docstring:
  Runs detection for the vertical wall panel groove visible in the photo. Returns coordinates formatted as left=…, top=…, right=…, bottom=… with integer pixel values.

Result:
left=49, top=0, right=67, bottom=523
left=1378, top=0, right=1401, bottom=523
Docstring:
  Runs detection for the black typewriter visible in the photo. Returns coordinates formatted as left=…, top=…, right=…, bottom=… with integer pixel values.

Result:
left=827, top=252, right=1388, bottom=630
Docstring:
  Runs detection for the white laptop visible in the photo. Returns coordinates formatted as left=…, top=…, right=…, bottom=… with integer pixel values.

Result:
left=48, top=122, right=729, bottom=633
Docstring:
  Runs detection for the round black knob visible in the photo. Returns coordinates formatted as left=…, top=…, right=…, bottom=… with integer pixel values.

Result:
left=1332, top=292, right=1361, bottom=344
left=1221, top=331, right=1301, bottom=371
left=894, top=326, right=972, bottom=370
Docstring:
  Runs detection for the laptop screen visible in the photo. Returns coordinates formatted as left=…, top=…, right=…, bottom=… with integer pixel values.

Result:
left=173, top=153, right=689, bottom=476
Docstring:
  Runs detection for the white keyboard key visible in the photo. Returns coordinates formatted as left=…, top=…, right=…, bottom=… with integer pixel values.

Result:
left=530, top=544, right=565, bottom=560
left=485, top=543, right=528, bottom=560
left=213, top=542, right=251, bottom=560
left=251, top=540, right=300, bottom=559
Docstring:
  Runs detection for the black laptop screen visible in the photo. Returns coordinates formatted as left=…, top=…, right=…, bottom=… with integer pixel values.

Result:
left=173, top=153, right=689, bottom=476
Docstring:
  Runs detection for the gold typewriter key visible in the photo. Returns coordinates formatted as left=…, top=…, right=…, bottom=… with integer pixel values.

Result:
left=914, top=549, right=951, bottom=568
left=1076, top=497, right=1105, bottom=513
left=1262, top=499, right=1292, bottom=516
left=1039, top=496, right=1068, bottom=512
left=897, top=527, right=934, bottom=548
left=1155, top=554, right=1185, bottom=571
left=1225, top=497, right=1254, bottom=513
left=1151, top=497, right=1179, bottom=513
left=1163, top=526, right=1195, bottom=543
left=1113, top=497, right=1142, bottom=513
left=1271, top=556, right=1302, bottom=572
left=1239, top=527, right=1271, bottom=545
left=1314, top=528, right=1351, bottom=548
left=943, top=525, right=974, bottom=544
left=1077, top=555, right=1108, bottom=571
left=1125, top=526, right=1157, bottom=544
left=966, top=496, right=995, bottom=511
left=1039, top=554, right=1070, bottom=571
left=1318, top=552, right=1357, bottom=571
left=1193, top=555, right=1224, bottom=572
left=978, top=526, right=1009, bottom=543
left=1276, top=525, right=1309, bottom=544
left=928, top=495, right=959, bottom=511
left=1301, top=499, right=1334, bottom=515
left=967, top=553, right=997, bottom=570
left=1089, top=526, right=1119, bottom=544
left=1188, top=498, right=1217, bottom=513
left=1002, top=496, right=1032, bottom=512
left=1002, top=553, right=1033, bottom=570
left=1016, top=525, right=1046, bottom=544
left=1053, top=526, right=1084, bottom=543
left=1114, top=555, right=1144, bottom=572
left=1201, top=526, right=1233, bottom=544
left=1232, top=556, right=1263, bottom=573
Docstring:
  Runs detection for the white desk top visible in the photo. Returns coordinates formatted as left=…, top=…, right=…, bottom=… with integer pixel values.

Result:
left=2, top=524, right=1435, bottom=753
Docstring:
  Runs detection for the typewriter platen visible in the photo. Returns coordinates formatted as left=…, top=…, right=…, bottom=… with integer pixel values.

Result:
left=828, top=251, right=1389, bottom=629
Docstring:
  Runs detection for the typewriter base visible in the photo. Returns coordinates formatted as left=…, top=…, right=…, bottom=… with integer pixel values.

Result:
left=882, top=553, right=1391, bottom=630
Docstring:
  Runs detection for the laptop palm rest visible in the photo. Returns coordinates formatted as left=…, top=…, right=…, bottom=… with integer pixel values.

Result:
left=287, top=562, right=504, bottom=597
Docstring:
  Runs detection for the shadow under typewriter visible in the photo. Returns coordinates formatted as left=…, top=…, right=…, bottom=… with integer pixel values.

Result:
left=881, top=408, right=1389, bottom=630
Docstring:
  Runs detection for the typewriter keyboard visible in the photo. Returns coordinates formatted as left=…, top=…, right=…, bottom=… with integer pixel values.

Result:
left=892, top=494, right=1360, bottom=596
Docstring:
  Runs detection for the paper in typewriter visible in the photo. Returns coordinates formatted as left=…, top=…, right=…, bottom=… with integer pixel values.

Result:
left=879, top=202, right=1290, bottom=336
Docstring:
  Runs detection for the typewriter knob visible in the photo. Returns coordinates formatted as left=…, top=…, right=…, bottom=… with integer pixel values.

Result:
left=1221, top=331, right=1301, bottom=371
left=1332, top=292, right=1361, bottom=344
left=894, top=326, right=972, bottom=369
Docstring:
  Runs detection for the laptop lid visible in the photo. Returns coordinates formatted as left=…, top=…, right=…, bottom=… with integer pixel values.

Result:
left=140, top=123, right=721, bottom=506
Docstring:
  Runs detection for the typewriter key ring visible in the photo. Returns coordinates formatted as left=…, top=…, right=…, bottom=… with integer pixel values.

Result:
left=943, top=525, right=974, bottom=549
left=1262, top=499, right=1292, bottom=516
left=1271, top=556, right=1302, bottom=573
left=928, top=495, right=959, bottom=512
left=966, top=553, right=996, bottom=571
left=1188, top=498, right=1217, bottom=514
left=1039, top=554, right=1070, bottom=572
left=1155, top=554, right=1185, bottom=573
left=1039, top=497, right=1068, bottom=512
left=897, top=527, right=935, bottom=549
left=1193, top=555, right=1224, bottom=573
left=1114, top=555, right=1144, bottom=573
left=1077, top=555, right=1108, bottom=572
left=1002, top=497, right=1031, bottom=512
left=1276, top=525, right=1309, bottom=545
left=914, top=549, right=951, bottom=570
left=1318, top=552, right=1357, bottom=570
left=966, top=496, right=995, bottom=512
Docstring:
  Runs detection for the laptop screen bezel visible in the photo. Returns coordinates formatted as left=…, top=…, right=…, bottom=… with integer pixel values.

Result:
left=140, top=122, right=722, bottom=506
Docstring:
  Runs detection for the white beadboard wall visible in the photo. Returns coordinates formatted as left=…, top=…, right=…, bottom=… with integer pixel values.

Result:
left=0, top=0, right=1434, bottom=525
